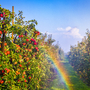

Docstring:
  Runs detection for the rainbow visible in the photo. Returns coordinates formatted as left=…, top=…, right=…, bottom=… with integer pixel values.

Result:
left=44, top=47, right=73, bottom=90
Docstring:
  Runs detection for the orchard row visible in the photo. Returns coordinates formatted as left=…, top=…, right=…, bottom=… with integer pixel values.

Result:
left=67, top=30, right=90, bottom=86
left=0, top=5, right=60, bottom=90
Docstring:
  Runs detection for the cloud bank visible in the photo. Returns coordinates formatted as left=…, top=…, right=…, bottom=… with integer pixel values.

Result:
left=57, top=26, right=83, bottom=38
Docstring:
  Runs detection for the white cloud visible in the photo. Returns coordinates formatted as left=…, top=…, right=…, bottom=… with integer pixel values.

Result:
left=57, top=26, right=83, bottom=38
left=57, top=27, right=64, bottom=31
left=57, top=26, right=71, bottom=31
left=64, top=27, right=83, bottom=38
left=41, top=31, right=52, bottom=35
left=41, top=31, right=61, bottom=36
left=65, top=26, right=71, bottom=31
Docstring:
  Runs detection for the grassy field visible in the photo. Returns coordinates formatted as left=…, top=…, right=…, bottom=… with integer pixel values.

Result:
left=47, top=57, right=90, bottom=90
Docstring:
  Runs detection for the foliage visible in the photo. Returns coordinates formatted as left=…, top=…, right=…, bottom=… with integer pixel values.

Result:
left=0, top=5, right=54, bottom=90
left=63, top=57, right=90, bottom=90
left=58, top=47, right=65, bottom=61
left=67, top=29, right=90, bottom=86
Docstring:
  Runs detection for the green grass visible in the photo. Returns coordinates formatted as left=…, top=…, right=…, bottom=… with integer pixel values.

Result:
left=62, top=57, right=90, bottom=90
left=46, top=74, right=69, bottom=90
left=47, top=57, right=90, bottom=90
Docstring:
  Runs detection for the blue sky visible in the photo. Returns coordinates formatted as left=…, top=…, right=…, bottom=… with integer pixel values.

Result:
left=1, top=0, right=90, bottom=53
